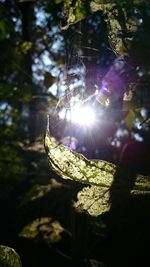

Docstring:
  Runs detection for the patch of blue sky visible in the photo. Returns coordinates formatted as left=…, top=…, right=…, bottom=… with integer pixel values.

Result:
left=42, top=52, right=52, bottom=66
left=0, top=102, right=8, bottom=111
left=134, top=118, right=142, bottom=130
left=0, top=102, right=12, bottom=125
left=116, top=128, right=128, bottom=138
left=141, top=107, right=147, bottom=119
left=14, top=18, right=21, bottom=32
left=48, top=83, right=58, bottom=96
left=35, top=7, right=50, bottom=27
left=133, top=133, right=143, bottom=142
left=51, top=66, right=61, bottom=77
left=51, top=36, right=64, bottom=53
left=68, top=65, right=85, bottom=75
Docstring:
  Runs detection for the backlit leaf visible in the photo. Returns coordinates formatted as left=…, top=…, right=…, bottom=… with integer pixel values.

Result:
left=19, top=217, right=64, bottom=244
left=62, top=0, right=86, bottom=29
left=0, top=246, right=21, bottom=267
left=45, top=132, right=116, bottom=187
left=75, top=186, right=110, bottom=216
left=45, top=118, right=150, bottom=216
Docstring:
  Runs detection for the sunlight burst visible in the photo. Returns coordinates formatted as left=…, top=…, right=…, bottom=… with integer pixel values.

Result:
left=59, top=105, right=96, bottom=127
left=71, top=105, right=96, bottom=126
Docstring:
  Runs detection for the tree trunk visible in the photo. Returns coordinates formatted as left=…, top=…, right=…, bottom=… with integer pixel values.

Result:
left=19, top=1, right=36, bottom=143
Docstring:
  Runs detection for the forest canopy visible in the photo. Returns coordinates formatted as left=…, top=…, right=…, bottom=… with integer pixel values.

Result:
left=1, top=0, right=150, bottom=266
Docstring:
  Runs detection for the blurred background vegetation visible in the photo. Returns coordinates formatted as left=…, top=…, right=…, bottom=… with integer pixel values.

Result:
left=1, top=0, right=150, bottom=266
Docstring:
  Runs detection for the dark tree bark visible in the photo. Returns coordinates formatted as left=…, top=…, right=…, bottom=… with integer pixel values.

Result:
left=19, top=1, right=36, bottom=143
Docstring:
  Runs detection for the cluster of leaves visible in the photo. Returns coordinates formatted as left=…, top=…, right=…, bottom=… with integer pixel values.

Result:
left=58, top=0, right=150, bottom=55
left=53, top=0, right=150, bottom=137
left=61, top=0, right=87, bottom=29
left=1, top=0, right=150, bottom=265
left=0, top=144, right=26, bottom=202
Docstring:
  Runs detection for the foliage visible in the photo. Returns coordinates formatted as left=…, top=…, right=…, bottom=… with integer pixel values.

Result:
left=45, top=126, right=150, bottom=216
left=1, top=0, right=150, bottom=265
left=75, top=186, right=110, bottom=217
left=59, top=0, right=150, bottom=60
left=19, top=178, right=61, bottom=207
left=19, top=217, right=64, bottom=244
left=0, top=144, right=26, bottom=202
left=61, top=0, right=87, bottom=29
left=0, top=246, right=21, bottom=267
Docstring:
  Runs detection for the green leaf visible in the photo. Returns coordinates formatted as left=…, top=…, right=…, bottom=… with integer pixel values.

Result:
left=0, top=246, right=21, bottom=267
left=19, top=217, right=64, bottom=244
left=0, top=145, right=26, bottom=202
left=19, top=179, right=61, bottom=207
left=124, top=109, right=136, bottom=130
left=54, top=0, right=64, bottom=4
left=75, top=186, right=110, bottom=216
left=45, top=118, right=150, bottom=216
left=0, top=20, right=6, bottom=39
left=20, top=41, right=32, bottom=54
left=45, top=132, right=116, bottom=187
left=62, top=0, right=87, bottom=29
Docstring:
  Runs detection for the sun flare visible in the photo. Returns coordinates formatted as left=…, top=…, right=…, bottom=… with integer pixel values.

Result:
left=59, top=105, right=96, bottom=127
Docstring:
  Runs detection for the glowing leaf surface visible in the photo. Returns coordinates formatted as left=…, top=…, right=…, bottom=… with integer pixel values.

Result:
left=45, top=130, right=150, bottom=216
left=45, top=134, right=116, bottom=186
left=0, top=246, right=21, bottom=267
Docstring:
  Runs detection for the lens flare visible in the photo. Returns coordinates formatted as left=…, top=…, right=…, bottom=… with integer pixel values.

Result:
left=71, top=105, right=96, bottom=126
left=59, top=105, right=96, bottom=126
